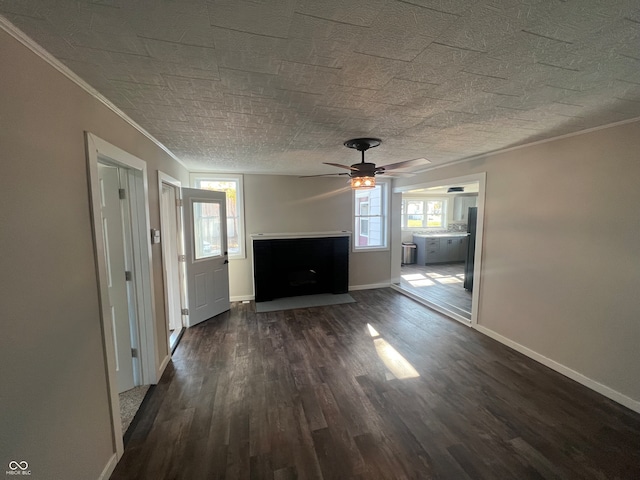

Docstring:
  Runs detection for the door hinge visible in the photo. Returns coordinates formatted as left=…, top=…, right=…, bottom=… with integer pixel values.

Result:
left=176, top=199, right=183, bottom=207
left=125, top=270, right=133, bottom=281
left=119, top=188, right=126, bottom=199
left=181, top=308, right=189, bottom=316
left=131, top=348, right=138, bottom=358
left=178, top=254, right=186, bottom=262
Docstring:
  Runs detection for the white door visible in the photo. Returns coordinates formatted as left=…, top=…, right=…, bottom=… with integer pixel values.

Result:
left=161, top=184, right=184, bottom=348
left=182, top=188, right=230, bottom=327
left=97, top=164, right=135, bottom=393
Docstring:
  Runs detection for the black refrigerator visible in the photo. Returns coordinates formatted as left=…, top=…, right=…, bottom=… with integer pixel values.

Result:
left=464, top=207, right=477, bottom=291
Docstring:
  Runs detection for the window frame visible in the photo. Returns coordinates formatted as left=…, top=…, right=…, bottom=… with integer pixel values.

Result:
left=190, top=173, right=246, bottom=259
left=352, top=180, right=389, bottom=252
left=401, top=197, right=447, bottom=230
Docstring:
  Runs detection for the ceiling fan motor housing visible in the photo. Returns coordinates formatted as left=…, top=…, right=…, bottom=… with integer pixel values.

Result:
left=351, top=162, right=377, bottom=177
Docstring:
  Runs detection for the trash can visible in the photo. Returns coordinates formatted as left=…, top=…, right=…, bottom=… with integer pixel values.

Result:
left=401, top=242, right=416, bottom=265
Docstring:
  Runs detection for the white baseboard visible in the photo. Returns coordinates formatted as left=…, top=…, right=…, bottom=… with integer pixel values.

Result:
left=349, top=282, right=391, bottom=291
left=474, top=324, right=640, bottom=414
left=98, top=453, right=118, bottom=480
left=231, top=294, right=254, bottom=302
left=157, top=354, right=171, bottom=380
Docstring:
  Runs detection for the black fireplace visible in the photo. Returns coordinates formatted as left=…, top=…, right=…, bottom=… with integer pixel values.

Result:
left=253, top=235, right=349, bottom=302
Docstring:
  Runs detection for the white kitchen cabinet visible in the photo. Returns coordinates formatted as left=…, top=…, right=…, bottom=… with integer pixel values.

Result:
left=453, top=195, right=478, bottom=222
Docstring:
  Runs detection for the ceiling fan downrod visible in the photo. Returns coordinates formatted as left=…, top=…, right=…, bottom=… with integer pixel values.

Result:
left=344, top=137, right=381, bottom=164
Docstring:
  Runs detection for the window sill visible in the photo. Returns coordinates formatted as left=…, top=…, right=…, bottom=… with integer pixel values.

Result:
left=352, top=246, right=389, bottom=253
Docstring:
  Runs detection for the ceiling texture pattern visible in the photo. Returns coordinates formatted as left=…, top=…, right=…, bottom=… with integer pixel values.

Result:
left=2, top=0, right=639, bottom=174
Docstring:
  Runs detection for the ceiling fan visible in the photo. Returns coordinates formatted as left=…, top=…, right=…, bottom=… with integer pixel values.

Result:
left=302, top=138, right=431, bottom=189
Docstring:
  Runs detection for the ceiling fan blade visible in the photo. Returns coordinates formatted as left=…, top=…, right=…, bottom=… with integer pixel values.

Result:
left=377, top=157, right=431, bottom=171
left=377, top=171, right=415, bottom=178
left=299, top=172, right=349, bottom=178
left=323, top=162, right=359, bottom=171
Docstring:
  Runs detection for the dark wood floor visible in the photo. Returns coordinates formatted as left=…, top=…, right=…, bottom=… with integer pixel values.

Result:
left=111, top=289, right=640, bottom=480
left=400, top=263, right=472, bottom=320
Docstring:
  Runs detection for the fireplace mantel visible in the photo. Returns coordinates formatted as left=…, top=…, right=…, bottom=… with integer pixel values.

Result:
left=251, top=231, right=351, bottom=241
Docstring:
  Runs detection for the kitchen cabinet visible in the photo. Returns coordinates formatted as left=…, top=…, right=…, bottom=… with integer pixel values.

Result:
left=453, top=195, right=478, bottom=222
left=443, top=237, right=467, bottom=262
left=413, top=235, right=468, bottom=264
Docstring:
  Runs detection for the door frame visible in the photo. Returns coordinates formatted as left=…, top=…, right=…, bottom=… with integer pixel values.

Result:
left=158, top=171, right=187, bottom=351
left=392, top=172, right=486, bottom=327
left=86, top=132, right=159, bottom=459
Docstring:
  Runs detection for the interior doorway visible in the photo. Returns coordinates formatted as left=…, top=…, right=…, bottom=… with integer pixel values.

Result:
left=86, top=132, right=159, bottom=461
left=97, top=163, right=141, bottom=393
left=158, top=172, right=186, bottom=352
left=393, top=173, right=486, bottom=326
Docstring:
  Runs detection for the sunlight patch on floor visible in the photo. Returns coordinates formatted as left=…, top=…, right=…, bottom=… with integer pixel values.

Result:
left=367, top=323, right=420, bottom=380
left=409, top=279, right=436, bottom=287
left=373, top=338, right=420, bottom=379
left=367, top=323, right=381, bottom=337
left=402, top=273, right=426, bottom=281
left=436, top=277, right=463, bottom=284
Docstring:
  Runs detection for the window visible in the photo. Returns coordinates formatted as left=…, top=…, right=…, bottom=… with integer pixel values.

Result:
left=191, top=174, right=245, bottom=259
left=401, top=198, right=445, bottom=229
left=192, top=201, right=222, bottom=260
left=353, top=183, right=388, bottom=250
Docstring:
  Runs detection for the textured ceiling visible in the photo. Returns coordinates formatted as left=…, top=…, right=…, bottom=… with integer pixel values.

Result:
left=2, top=0, right=640, bottom=175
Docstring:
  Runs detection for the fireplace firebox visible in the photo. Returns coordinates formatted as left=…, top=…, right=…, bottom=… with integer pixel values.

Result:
left=252, top=234, right=349, bottom=302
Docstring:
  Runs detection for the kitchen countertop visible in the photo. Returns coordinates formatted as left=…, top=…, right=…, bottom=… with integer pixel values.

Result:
left=412, top=233, right=469, bottom=238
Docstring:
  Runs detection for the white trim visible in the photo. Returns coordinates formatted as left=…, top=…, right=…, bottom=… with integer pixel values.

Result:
left=159, top=171, right=182, bottom=188
left=474, top=325, right=640, bottom=414
left=251, top=231, right=351, bottom=240
left=390, top=284, right=471, bottom=326
left=158, top=354, right=171, bottom=378
left=85, top=132, right=160, bottom=459
left=349, top=282, right=391, bottom=291
left=470, top=173, right=486, bottom=327
left=158, top=172, right=187, bottom=352
left=0, top=15, right=187, bottom=171
left=231, top=295, right=255, bottom=302
left=97, top=453, right=118, bottom=480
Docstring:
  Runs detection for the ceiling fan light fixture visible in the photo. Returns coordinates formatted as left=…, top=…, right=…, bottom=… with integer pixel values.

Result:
left=351, top=176, right=376, bottom=189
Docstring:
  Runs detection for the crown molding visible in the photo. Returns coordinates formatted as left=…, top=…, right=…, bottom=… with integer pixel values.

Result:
left=413, top=115, right=640, bottom=174
left=0, top=14, right=188, bottom=170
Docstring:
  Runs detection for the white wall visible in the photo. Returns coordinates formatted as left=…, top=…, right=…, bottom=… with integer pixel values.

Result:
left=0, top=28, right=188, bottom=479
left=395, top=119, right=640, bottom=409
left=227, top=175, right=397, bottom=299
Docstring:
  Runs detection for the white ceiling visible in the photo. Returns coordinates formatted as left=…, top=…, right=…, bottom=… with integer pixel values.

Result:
left=2, top=1, right=639, bottom=175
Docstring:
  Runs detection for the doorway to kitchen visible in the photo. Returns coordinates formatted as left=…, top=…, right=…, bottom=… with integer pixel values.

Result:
left=400, top=262, right=471, bottom=319
left=394, top=173, right=485, bottom=325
